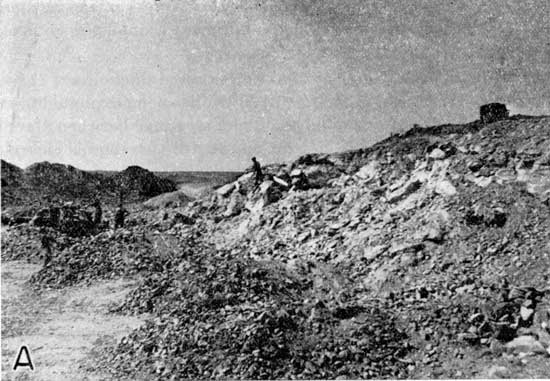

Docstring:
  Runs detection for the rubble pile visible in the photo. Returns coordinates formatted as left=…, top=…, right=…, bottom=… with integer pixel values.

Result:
left=1, top=159, right=25, bottom=206
left=0, top=161, right=178, bottom=208
left=108, top=248, right=410, bottom=379
left=2, top=203, right=102, bottom=236
left=21, top=161, right=107, bottom=204
left=1, top=207, right=37, bottom=226
left=31, top=204, right=98, bottom=236
left=114, top=166, right=178, bottom=201
left=1, top=159, right=24, bottom=187
left=2, top=112, right=550, bottom=378
left=28, top=227, right=197, bottom=288
left=162, top=114, right=550, bottom=378
left=1, top=223, right=88, bottom=262
left=1, top=224, right=46, bottom=261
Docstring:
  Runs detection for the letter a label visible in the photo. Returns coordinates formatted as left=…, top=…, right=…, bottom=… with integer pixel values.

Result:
left=13, top=345, right=34, bottom=371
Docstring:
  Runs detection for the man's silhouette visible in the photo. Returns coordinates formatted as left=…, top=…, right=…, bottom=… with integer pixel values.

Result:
left=93, top=199, right=102, bottom=226
left=114, top=204, right=128, bottom=229
left=252, top=157, right=263, bottom=187
left=39, top=228, right=55, bottom=267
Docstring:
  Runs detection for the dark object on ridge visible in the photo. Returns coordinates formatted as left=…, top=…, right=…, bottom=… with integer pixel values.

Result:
left=480, top=103, right=509, bottom=124
left=251, top=157, right=263, bottom=187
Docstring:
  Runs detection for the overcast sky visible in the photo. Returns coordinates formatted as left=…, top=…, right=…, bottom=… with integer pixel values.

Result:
left=1, top=0, right=549, bottom=171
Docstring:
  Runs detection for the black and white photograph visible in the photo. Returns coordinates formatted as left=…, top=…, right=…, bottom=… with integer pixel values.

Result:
left=1, top=0, right=550, bottom=379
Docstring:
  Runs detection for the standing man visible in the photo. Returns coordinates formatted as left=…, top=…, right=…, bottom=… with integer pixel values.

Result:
left=114, top=203, right=128, bottom=229
left=93, top=199, right=102, bottom=227
left=252, top=157, right=263, bottom=188
left=39, top=228, right=55, bottom=267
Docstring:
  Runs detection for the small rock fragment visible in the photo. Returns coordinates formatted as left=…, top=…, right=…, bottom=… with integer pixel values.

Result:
left=505, top=335, right=546, bottom=354
left=487, top=365, right=510, bottom=378
left=520, top=306, right=534, bottom=322
left=429, top=148, right=446, bottom=160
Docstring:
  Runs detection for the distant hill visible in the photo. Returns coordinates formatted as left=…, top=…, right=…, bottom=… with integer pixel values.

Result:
left=1, top=160, right=241, bottom=209
left=1, top=160, right=26, bottom=206
left=25, top=161, right=104, bottom=199
left=1, top=160, right=24, bottom=187
left=0, top=161, right=177, bottom=208
left=115, top=166, right=177, bottom=201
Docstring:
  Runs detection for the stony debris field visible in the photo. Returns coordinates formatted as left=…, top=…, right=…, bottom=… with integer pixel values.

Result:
left=2, top=114, right=550, bottom=379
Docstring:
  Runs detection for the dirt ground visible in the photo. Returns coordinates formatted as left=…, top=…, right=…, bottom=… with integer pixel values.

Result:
left=1, top=261, right=146, bottom=381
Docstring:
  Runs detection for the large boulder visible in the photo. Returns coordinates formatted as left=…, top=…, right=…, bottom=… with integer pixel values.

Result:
left=386, top=179, right=422, bottom=203
left=272, top=176, right=289, bottom=188
left=301, top=165, right=340, bottom=188
left=355, top=161, right=379, bottom=181
left=215, top=182, right=236, bottom=197
left=505, top=335, right=546, bottom=354
left=433, top=179, right=457, bottom=196
left=260, top=180, right=283, bottom=205
left=428, top=148, right=446, bottom=160
left=244, top=180, right=286, bottom=212
left=290, top=169, right=309, bottom=190
left=426, top=159, right=457, bottom=196
left=234, top=173, right=255, bottom=195
left=223, top=192, right=245, bottom=217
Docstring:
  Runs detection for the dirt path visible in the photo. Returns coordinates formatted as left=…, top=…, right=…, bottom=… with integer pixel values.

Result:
left=1, top=261, right=146, bottom=381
